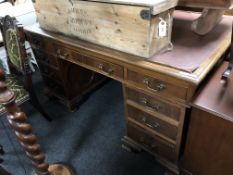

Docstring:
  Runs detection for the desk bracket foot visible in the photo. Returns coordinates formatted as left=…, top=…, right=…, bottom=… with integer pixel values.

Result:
left=121, top=136, right=142, bottom=153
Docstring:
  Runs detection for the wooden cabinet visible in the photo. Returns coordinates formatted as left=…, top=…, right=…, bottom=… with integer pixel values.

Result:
left=181, top=62, right=233, bottom=175
left=26, top=33, right=106, bottom=111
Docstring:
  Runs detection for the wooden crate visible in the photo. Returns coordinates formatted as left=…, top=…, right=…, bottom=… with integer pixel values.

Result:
left=179, top=0, right=233, bottom=9
left=33, top=0, right=178, bottom=58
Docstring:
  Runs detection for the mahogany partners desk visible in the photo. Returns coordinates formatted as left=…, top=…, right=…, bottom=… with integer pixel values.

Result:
left=24, top=11, right=232, bottom=174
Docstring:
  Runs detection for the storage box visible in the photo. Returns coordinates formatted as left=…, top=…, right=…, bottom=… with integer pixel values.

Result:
left=33, top=0, right=178, bottom=58
left=179, top=0, right=233, bottom=9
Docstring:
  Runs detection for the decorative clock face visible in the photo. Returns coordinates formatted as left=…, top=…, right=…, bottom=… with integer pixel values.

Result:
left=5, top=28, right=22, bottom=70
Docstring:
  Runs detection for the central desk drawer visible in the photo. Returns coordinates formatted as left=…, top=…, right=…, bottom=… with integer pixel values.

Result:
left=84, top=56, right=124, bottom=80
left=127, top=105, right=178, bottom=140
left=125, top=87, right=181, bottom=121
left=127, top=70, right=188, bottom=101
left=127, top=123, right=177, bottom=161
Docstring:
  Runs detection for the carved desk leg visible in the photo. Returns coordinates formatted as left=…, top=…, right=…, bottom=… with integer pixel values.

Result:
left=0, top=69, right=74, bottom=175
left=191, top=8, right=225, bottom=35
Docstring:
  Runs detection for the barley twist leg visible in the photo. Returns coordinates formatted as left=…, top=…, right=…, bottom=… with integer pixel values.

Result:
left=0, top=69, right=74, bottom=175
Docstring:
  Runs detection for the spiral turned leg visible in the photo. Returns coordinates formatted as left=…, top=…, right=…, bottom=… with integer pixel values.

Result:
left=0, top=69, right=74, bottom=175
left=7, top=110, right=49, bottom=175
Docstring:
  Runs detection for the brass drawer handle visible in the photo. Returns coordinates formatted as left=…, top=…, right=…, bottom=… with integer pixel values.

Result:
left=56, top=49, right=70, bottom=59
left=150, top=144, right=158, bottom=149
left=98, top=63, right=114, bottom=75
left=140, top=98, right=161, bottom=112
left=139, top=136, right=158, bottom=149
left=143, top=78, right=166, bottom=92
left=139, top=136, right=145, bottom=142
left=56, top=49, right=61, bottom=54
left=142, top=117, right=160, bottom=129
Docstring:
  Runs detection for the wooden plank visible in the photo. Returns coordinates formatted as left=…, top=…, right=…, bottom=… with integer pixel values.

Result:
left=179, top=0, right=233, bottom=9
left=86, top=0, right=178, bottom=15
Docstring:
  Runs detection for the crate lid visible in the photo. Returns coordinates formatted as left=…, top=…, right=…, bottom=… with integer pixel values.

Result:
left=85, top=0, right=178, bottom=15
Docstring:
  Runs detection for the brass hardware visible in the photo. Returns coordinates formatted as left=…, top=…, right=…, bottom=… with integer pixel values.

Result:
left=145, top=122, right=160, bottom=129
left=141, top=116, right=160, bottom=129
left=56, top=49, right=61, bottom=54
left=150, top=144, right=157, bottom=149
left=98, top=63, right=113, bottom=75
left=143, top=78, right=150, bottom=85
left=156, top=83, right=166, bottom=91
left=143, top=78, right=166, bottom=92
left=142, top=116, right=146, bottom=122
left=140, top=98, right=148, bottom=105
left=139, top=137, right=145, bottom=142
left=140, top=97, right=161, bottom=112
left=64, top=53, right=69, bottom=57
left=56, top=49, right=70, bottom=60
left=152, top=104, right=160, bottom=111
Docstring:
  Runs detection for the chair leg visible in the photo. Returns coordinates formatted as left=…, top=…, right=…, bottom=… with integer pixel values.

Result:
left=29, top=89, right=52, bottom=122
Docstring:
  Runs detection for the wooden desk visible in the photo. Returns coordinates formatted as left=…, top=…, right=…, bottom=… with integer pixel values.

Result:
left=24, top=11, right=232, bottom=174
left=181, top=62, right=233, bottom=175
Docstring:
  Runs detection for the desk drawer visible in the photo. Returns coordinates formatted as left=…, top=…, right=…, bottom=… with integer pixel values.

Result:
left=28, top=33, right=44, bottom=49
left=127, top=105, right=178, bottom=140
left=127, top=123, right=177, bottom=161
left=126, top=87, right=181, bottom=121
left=84, top=56, right=124, bottom=80
left=34, top=50, right=59, bottom=68
left=28, top=33, right=55, bottom=53
left=127, top=70, right=187, bottom=101
left=54, top=45, right=83, bottom=63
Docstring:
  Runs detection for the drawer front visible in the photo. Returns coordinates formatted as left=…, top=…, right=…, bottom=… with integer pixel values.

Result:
left=28, top=33, right=55, bottom=53
left=126, top=87, right=181, bottom=121
left=84, top=56, right=124, bottom=80
left=34, top=50, right=59, bottom=68
left=127, top=123, right=177, bottom=161
left=28, top=33, right=44, bottom=50
left=54, top=44, right=83, bottom=63
left=127, top=70, right=187, bottom=101
left=127, top=105, right=178, bottom=140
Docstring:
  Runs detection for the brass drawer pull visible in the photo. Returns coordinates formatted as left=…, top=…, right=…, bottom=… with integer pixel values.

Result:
left=56, top=49, right=70, bottom=59
left=140, top=98, right=161, bottom=112
left=98, top=63, right=114, bottom=75
left=150, top=144, right=158, bottom=149
left=143, top=78, right=166, bottom=92
left=56, top=49, right=61, bottom=54
left=142, top=117, right=160, bottom=129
